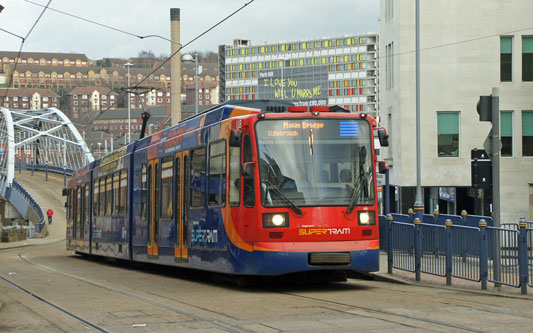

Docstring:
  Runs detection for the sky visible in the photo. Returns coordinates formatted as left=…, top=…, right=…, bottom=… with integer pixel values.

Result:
left=0, top=0, right=379, bottom=60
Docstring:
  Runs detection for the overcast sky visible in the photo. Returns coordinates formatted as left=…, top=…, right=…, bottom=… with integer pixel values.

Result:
left=0, top=0, right=379, bottom=60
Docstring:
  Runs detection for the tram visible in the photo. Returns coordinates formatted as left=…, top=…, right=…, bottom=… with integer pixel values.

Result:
left=65, top=102, right=388, bottom=276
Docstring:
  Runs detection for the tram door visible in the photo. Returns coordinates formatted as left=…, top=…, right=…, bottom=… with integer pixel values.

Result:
left=174, top=151, right=189, bottom=261
left=147, top=159, right=160, bottom=257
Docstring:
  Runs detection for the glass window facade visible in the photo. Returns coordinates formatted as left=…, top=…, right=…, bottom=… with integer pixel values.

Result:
left=500, top=37, right=512, bottom=82
left=437, top=112, right=460, bottom=157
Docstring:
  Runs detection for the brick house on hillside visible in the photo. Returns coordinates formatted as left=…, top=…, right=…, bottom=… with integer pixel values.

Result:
left=0, top=88, right=59, bottom=109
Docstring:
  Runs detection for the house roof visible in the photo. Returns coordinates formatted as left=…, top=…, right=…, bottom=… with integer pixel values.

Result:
left=0, top=51, right=89, bottom=62
left=67, top=86, right=119, bottom=96
left=95, top=105, right=169, bottom=121
left=0, top=88, right=60, bottom=98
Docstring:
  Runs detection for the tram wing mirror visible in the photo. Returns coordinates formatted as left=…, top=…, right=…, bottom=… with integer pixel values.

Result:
left=241, top=162, right=255, bottom=177
left=377, top=128, right=389, bottom=147
left=229, top=129, right=242, bottom=147
left=62, top=188, right=68, bottom=196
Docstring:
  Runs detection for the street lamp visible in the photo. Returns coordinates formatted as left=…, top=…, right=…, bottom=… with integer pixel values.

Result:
left=182, top=53, right=202, bottom=115
left=125, top=62, right=133, bottom=144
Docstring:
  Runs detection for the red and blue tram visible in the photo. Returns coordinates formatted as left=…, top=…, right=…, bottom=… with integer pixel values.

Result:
left=66, top=103, right=387, bottom=276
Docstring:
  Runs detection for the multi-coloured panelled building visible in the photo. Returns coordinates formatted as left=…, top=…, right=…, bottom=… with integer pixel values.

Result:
left=218, top=34, right=379, bottom=114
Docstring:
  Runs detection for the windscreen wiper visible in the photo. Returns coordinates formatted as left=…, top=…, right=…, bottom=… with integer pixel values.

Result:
left=264, top=180, right=303, bottom=215
left=346, top=165, right=373, bottom=214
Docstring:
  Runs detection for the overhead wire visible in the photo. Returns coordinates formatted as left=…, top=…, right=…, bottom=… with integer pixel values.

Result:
left=2, top=0, right=52, bottom=101
left=24, top=0, right=180, bottom=45
left=134, top=0, right=256, bottom=88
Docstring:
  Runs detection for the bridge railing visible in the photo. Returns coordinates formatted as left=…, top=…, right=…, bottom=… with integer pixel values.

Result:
left=382, top=212, right=532, bottom=294
left=10, top=179, right=45, bottom=234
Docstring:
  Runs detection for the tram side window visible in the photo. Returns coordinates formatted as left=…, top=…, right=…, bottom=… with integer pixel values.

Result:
left=141, top=164, right=147, bottom=222
left=85, top=185, right=90, bottom=224
left=76, top=187, right=81, bottom=224
left=243, top=135, right=255, bottom=207
left=113, top=172, right=120, bottom=215
left=190, top=147, right=206, bottom=208
left=208, top=140, right=226, bottom=207
left=99, top=178, right=105, bottom=217
left=119, top=170, right=128, bottom=215
left=229, top=145, right=241, bottom=206
left=105, top=175, right=113, bottom=215
left=80, top=186, right=87, bottom=224
left=68, top=189, right=73, bottom=222
left=93, top=179, right=99, bottom=217
left=160, top=157, right=173, bottom=220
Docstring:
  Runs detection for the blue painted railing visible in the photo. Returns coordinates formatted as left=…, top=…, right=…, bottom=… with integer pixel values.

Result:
left=382, top=214, right=532, bottom=294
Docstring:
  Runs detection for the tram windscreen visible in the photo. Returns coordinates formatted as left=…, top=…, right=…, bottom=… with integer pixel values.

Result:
left=255, top=118, right=374, bottom=208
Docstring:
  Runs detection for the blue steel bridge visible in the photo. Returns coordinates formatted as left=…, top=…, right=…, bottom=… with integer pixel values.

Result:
left=0, top=107, right=94, bottom=234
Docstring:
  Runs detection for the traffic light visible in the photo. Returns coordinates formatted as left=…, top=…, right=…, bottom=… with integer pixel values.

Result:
left=476, top=95, right=492, bottom=122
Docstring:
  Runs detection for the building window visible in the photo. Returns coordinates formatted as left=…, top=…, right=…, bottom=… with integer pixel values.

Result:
left=522, top=111, right=533, bottom=156
left=523, top=37, right=533, bottom=81
left=501, top=111, right=513, bottom=157
left=437, top=112, right=459, bottom=157
left=500, top=37, right=512, bottom=82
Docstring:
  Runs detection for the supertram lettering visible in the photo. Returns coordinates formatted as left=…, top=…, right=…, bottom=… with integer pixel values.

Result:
left=299, top=228, right=351, bottom=236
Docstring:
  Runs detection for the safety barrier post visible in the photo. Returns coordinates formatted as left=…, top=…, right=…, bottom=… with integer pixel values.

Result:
left=387, top=214, right=393, bottom=274
left=408, top=208, right=414, bottom=222
left=479, top=219, right=488, bottom=290
left=414, top=201, right=424, bottom=222
left=461, top=210, right=468, bottom=262
left=433, top=209, right=440, bottom=258
left=414, top=217, right=422, bottom=281
left=518, top=217, right=528, bottom=295
left=445, top=219, right=453, bottom=286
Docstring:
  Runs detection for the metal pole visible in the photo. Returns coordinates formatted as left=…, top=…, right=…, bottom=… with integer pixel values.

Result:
left=126, top=62, right=133, bottom=144
left=195, top=53, right=198, bottom=115
left=31, top=142, right=34, bottom=176
left=45, top=138, right=48, bottom=181
left=491, top=87, right=501, bottom=286
left=415, top=0, right=423, bottom=206
left=385, top=168, right=390, bottom=215
left=63, top=134, right=67, bottom=188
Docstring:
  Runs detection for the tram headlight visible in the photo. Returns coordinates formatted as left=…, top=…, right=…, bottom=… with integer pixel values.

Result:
left=358, top=211, right=376, bottom=226
left=262, top=213, right=289, bottom=228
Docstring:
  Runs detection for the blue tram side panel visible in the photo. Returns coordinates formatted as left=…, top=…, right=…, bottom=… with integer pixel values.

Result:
left=90, top=145, right=134, bottom=260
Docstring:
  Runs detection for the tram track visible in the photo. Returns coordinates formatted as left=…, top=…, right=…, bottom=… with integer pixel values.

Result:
left=279, top=290, right=484, bottom=333
left=15, top=253, right=244, bottom=333
left=0, top=273, right=111, bottom=333
left=6, top=244, right=532, bottom=332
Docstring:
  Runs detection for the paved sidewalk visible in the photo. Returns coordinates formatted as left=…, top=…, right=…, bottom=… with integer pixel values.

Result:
left=0, top=171, right=67, bottom=250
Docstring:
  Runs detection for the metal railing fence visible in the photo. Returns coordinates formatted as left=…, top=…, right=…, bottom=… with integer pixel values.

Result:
left=391, top=222, right=415, bottom=272
left=450, top=225, right=481, bottom=282
left=420, top=223, right=446, bottom=277
left=383, top=213, right=531, bottom=294
left=487, top=226, right=520, bottom=287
